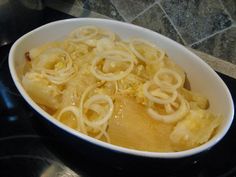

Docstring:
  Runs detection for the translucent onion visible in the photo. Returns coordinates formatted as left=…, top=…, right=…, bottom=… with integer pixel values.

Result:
left=57, top=106, right=86, bottom=133
left=165, top=104, right=174, bottom=114
left=129, top=38, right=165, bottom=63
left=36, top=48, right=77, bottom=84
left=79, top=84, right=96, bottom=114
left=43, top=67, right=77, bottom=84
left=94, top=123, right=110, bottom=143
left=153, top=68, right=182, bottom=92
left=83, top=94, right=114, bottom=127
left=99, top=29, right=116, bottom=41
left=91, top=50, right=134, bottom=81
left=96, top=38, right=114, bottom=53
left=116, top=41, right=138, bottom=64
left=143, top=81, right=178, bottom=104
left=147, top=95, right=190, bottom=123
left=69, top=26, right=98, bottom=42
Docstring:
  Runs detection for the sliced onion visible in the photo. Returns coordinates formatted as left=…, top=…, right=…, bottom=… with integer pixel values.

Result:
left=43, top=66, right=77, bottom=84
left=91, top=50, right=134, bottom=81
left=129, top=38, right=165, bottom=63
left=147, top=95, right=189, bottom=123
left=69, top=26, right=98, bottom=42
left=94, top=123, right=111, bottom=143
left=143, top=81, right=178, bottom=104
left=165, top=104, right=174, bottom=114
left=85, top=103, right=105, bottom=115
left=96, top=38, right=114, bottom=53
left=99, top=29, right=116, bottom=41
left=37, top=48, right=76, bottom=84
left=57, top=106, right=86, bottom=134
left=36, top=48, right=73, bottom=71
left=83, top=94, right=114, bottom=127
left=153, top=68, right=182, bottom=92
left=79, top=84, right=98, bottom=134
left=116, top=41, right=138, bottom=64
left=102, top=50, right=134, bottom=62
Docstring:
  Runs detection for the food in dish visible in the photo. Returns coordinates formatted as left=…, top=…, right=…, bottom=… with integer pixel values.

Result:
left=21, top=26, right=221, bottom=152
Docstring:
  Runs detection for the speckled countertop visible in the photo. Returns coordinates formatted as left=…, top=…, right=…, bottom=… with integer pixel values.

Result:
left=45, top=0, right=236, bottom=78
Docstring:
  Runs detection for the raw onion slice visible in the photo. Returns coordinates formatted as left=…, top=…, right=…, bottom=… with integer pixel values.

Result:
left=99, top=28, right=116, bottom=41
left=143, top=81, right=178, bottom=104
left=37, top=48, right=77, bottom=84
left=147, top=95, right=189, bottom=123
left=94, top=123, right=111, bottom=143
left=69, top=26, right=98, bottom=42
left=153, top=68, right=182, bottom=92
left=83, top=94, right=114, bottom=127
left=129, top=38, right=165, bottom=63
left=115, top=41, right=138, bottom=64
left=57, top=106, right=86, bottom=133
left=91, top=50, right=134, bottom=81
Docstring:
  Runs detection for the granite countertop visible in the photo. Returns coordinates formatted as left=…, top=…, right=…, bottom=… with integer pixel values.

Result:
left=45, top=0, right=236, bottom=78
